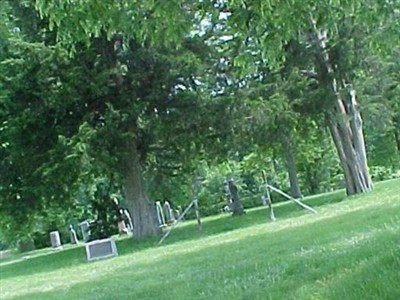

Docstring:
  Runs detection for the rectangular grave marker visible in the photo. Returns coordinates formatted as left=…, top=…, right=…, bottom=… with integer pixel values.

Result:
left=85, top=238, right=118, bottom=262
left=50, top=231, right=62, bottom=250
left=79, top=221, right=90, bottom=242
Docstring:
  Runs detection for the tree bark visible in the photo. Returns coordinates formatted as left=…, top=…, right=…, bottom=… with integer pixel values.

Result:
left=326, top=90, right=373, bottom=195
left=308, top=17, right=373, bottom=195
left=281, top=133, right=302, bottom=198
left=228, top=180, right=245, bottom=216
left=393, top=115, right=400, bottom=152
left=122, top=141, right=161, bottom=239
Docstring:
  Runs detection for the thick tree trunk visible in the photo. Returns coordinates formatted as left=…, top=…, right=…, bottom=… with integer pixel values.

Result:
left=308, top=18, right=373, bottom=195
left=327, top=90, right=373, bottom=195
left=122, top=141, right=161, bottom=239
left=281, top=134, right=302, bottom=198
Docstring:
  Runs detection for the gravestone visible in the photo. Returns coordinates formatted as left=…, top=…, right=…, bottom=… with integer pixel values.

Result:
left=156, top=201, right=166, bottom=226
left=0, top=250, right=12, bottom=260
left=117, top=219, right=128, bottom=234
left=50, top=231, right=62, bottom=250
left=85, top=238, right=118, bottom=262
left=69, top=225, right=79, bottom=244
left=79, top=221, right=90, bottom=242
left=163, top=201, right=175, bottom=224
left=174, top=205, right=183, bottom=220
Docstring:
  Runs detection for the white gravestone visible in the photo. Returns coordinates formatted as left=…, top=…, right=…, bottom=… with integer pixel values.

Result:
left=164, top=201, right=175, bottom=224
left=50, top=231, right=62, bottom=250
left=69, top=225, right=79, bottom=244
left=118, top=220, right=128, bottom=234
left=156, top=201, right=166, bottom=226
left=85, top=238, right=118, bottom=262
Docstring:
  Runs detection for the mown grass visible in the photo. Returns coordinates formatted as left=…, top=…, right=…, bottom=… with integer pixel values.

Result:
left=1, top=179, right=399, bottom=299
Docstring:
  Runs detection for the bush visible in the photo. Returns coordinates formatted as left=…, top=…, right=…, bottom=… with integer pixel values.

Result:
left=370, top=166, right=394, bottom=181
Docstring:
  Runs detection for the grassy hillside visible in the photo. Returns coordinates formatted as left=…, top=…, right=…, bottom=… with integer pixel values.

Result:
left=1, top=179, right=399, bottom=300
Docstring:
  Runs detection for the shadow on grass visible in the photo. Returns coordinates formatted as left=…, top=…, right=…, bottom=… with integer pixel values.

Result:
left=10, top=201, right=400, bottom=300
left=0, top=190, right=346, bottom=281
left=0, top=236, right=162, bottom=280
left=161, top=189, right=346, bottom=246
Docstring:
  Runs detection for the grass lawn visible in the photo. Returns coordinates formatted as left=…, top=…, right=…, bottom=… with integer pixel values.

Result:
left=1, top=179, right=399, bottom=299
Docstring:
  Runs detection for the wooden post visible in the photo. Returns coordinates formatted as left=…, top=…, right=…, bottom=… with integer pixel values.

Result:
left=267, top=186, right=276, bottom=221
left=262, top=171, right=276, bottom=221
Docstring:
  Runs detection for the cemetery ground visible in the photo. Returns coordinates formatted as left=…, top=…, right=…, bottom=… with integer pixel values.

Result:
left=0, top=179, right=399, bottom=300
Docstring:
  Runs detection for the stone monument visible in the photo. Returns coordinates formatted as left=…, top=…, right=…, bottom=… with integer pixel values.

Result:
left=50, top=231, right=62, bottom=250
left=85, top=238, right=118, bottom=262
left=79, top=221, right=91, bottom=242
left=69, top=225, right=79, bottom=244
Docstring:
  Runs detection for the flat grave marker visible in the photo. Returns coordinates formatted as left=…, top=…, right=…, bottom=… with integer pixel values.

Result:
left=85, top=238, right=118, bottom=262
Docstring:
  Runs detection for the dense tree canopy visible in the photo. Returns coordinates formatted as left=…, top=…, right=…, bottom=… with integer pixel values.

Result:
left=0, top=0, right=399, bottom=246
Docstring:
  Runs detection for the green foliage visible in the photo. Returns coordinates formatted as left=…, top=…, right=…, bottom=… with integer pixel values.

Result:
left=35, top=0, right=194, bottom=50
left=356, top=54, right=400, bottom=169
left=196, top=152, right=295, bottom=216
left=1, top=0, right=399, bottom=244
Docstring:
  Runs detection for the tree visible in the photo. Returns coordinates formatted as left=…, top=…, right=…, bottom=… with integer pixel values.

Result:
left=223, top=0, right=400, bottom=195
left=1, top=0, right=222, bottom=240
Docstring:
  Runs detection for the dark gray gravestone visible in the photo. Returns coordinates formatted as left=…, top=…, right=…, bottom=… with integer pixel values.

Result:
left=85, top=238, right=118, bottom=261
left=79, top=221, right=90, bottom=242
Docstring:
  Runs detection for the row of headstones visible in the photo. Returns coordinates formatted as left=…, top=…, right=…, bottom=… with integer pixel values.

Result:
left=49, top=202, right=178, bottom=261
left=155, top=201, right=182, bottom=226
left=50, top=200, right=179, bottom=250
left=49, top=224, right=118, bottom=262
left=49, top=224, right=80, bottom=250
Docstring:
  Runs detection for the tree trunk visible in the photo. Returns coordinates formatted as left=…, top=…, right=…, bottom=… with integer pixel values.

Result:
left=308, top=18, right=373, bottom=195
left=228, top=180, right=245, bottom=216
left=282, top=134, right=302, bottom=198
left=394, top=115, right=400, bottom=152
left=327, top=90, right=373, bottom=195
left=122, top=141, right=161, bottom=239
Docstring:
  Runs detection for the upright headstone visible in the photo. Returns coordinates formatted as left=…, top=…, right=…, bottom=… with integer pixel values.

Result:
left=50, top=231, right=62, bottom=250
left=85, top=238, right=118, bottom=262
left=174, top=205, right=183, bottom=220
left=164, top=201, right=175, bottom=224
left=79, top=221, right=90, bottom=242
left=156, top=201, right=166, bottom=226
left=117, top=219, right=128, bottom=235
left=69, top=225, right=79, bottom=244
left=0, top=250, right=11, bottom=260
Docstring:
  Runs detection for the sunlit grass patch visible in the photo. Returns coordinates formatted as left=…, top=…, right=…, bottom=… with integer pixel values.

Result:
left=1, top=178, right=399, bottom=300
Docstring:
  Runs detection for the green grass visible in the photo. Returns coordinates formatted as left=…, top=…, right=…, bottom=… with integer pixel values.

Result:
left=1, top=179, right=400, bottom=300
